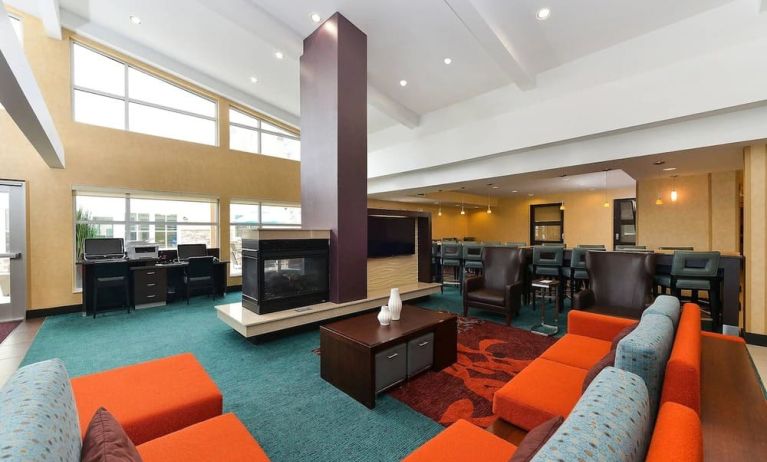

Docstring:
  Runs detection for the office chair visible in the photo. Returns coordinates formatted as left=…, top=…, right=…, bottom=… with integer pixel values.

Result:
left=92, top=261, right=131, bottom=318
left=184, top=256, right=216, bottom=304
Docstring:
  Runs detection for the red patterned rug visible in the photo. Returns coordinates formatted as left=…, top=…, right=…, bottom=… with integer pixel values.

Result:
left=389, top=317, right=556, bottom=428
left=0, top=320, right=21, bottom=344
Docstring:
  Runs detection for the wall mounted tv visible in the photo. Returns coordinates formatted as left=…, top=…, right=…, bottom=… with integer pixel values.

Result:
left=368, top=215, right=416, bottom=258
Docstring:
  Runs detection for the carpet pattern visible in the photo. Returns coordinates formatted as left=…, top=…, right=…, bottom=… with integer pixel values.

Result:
left=0, top=321, right=21, bottom=344
left=390, top=317, right=556, bottom=428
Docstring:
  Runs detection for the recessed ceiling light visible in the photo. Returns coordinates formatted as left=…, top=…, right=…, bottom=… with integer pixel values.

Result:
left=443, top=57, right=452, bottom=65
left=399, top=80, right=408, bottom=87
left=536, top=8, right=551, bottom=20
left=492, top=186, right=500, bottom=189
left=528, top=193, right=535, bottom=197
left=129, top=15, right=142, bottom=25
left=249, top=76, right=258, bottom=83
left=511, top=190, right=518, bottom=193
left=663, top=167, right=677, bottom=171
left=311, top=13, right=321, bottom=23
left=275, top=51, right=284, bottom=60
left=653, top=160, right=666, bottom=165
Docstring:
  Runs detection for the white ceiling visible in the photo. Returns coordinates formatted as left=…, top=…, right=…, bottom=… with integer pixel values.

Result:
left=6, top=0, right=739, bottom=133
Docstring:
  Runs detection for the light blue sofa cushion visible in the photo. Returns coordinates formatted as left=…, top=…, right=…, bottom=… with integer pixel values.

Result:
left=641, top=295, right=680, bottom=329
left=532, top=367, right=652, bottom=462
left=615, top=313, right=674, bottom=413
left=0, top=359, right=81, bottom=461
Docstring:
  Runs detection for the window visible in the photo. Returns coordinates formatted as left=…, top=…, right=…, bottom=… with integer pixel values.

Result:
left=229, top=108, right=300, bottom=161
left=229, top=202, right=301, bottom=276
left=71, top=43, right=217, bottom=145
left=530, top=203, right=564, bottom=245
left=0, top=16, right=22, bottom=112
left=74, top=191, right=219, bottom=289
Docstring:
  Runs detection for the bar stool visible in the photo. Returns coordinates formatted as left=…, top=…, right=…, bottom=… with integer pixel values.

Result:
left=562, top=247, right=590, bottom=301
left=530, top=246, right=565, bottom=311
left=505, top=242, right=527, bottom=248
left=659, top=246, right=694, bottom=251
left=653, top=247, right=695, bottom=295
left=616, top=245, right=647, bottom=250
left=669, top=251, right=722, bottom=328
left=431, top=242, right=442, bottom=284
left=577, top=244, right=605, bottom=250
left=440, top=241, right=463, bottom=293
left=92, top=261, right=131, bottom=318
left=462, top=243, right=484, bottom=277
left=541, top=243, right=566, bottom=247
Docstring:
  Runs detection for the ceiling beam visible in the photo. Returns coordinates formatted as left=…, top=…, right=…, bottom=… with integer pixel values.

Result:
left=38, top=0, right=62, bottom=40
left=443, top=0, right=536, bottom=90
left=60, top=10, right=300, bottom=127
left=194, top=0, right=421, bottom=129
left=0, top=3, right=65, bottom=167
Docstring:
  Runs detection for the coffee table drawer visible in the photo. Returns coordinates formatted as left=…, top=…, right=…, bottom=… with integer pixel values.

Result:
left=407, top=332, right=434, bottom=377
left=375, top=343, right=407, bottom=393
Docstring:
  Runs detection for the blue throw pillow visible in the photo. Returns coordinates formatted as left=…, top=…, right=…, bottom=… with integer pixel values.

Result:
left=641, top=295, right=680, bottom=329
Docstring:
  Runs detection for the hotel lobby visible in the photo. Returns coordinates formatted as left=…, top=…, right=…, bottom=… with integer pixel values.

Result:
left=1, top=1, right=766, bottom=461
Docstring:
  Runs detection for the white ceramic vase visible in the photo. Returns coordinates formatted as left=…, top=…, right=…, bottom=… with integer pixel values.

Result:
left=388, top=288, right=402, bottom=321
left=377, top=305, right=391, bottom=326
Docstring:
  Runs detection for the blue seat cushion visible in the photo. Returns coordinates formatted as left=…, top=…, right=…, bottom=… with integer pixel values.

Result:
left=615, top=313, right=674, bottom=414
left=534, top=267, right=560, bottom=277
left=674, top=278, right=712, bottom=290
left=442, top=259, right=461, bottom=267
left=0, top=359, right=81, bottom=461
left=642, top=295, right=681, bottom=328
left=562, top=267, right=588, bottom=279
left=532, top=367, right=652, bottom=462
left=464, top=261, right=483, bottom=269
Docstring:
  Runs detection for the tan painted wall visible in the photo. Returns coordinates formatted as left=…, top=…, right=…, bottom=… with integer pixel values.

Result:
left=636, top=172, right=741, bottom=253
left=468, top=187, right=636, bottom=247
left=744, top=145, right=766, bottom=335
left=1, top=15, right=300, bottom=311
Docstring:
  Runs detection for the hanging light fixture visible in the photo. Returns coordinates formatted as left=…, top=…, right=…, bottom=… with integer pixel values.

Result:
left=655, top=193, right=664, bottom=206
left=460, top=200, right=466, bottom=215
left=559, top=201, right=565, bottom=211
left=486, top=192, right=492, bottom=214
left=437, top=202, right=442, bottom=216
left=670, top=175, right=678, bottom=202
left=602, top=170, right=610, bottom=208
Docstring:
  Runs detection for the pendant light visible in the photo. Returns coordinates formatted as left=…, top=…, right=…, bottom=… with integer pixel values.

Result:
left=486, top=192, right=492, bottom=214
left=655, top=193, right=664, bottom=206
left=437, top=202, right=442, bottom=217
left=602, top=170, right=610, bottom=208
left=460, top=200, right=465, bottom=215
left=670, top=175, right=678, bottom=202
left=559, top=201, right=565, bottom=211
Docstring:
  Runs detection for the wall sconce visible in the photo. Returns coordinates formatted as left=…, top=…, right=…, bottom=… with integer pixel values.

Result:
left=655, top=193, right=664, bottom=206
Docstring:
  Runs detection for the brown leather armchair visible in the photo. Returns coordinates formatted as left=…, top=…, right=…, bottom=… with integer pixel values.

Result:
left=573, top=251, right=657, bottom=319
left=463, top=247, right=525, bottom=325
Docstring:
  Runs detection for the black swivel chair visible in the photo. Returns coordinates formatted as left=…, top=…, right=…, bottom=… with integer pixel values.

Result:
left=184, top=256, right=216, bottom=304
left=92, top=261, right=131, bottom=318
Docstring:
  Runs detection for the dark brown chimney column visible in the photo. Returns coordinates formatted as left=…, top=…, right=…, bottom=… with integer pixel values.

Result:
left=300, top=13, right=367, bottom=303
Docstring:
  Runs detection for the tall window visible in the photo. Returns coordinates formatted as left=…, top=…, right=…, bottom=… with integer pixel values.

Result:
left=74, top=191, right=219, bottom=288
left=0, top=16, right=22, bottom=112
left=71, top=43, right=217, bottom=146
left=229, top=202, right=301, bottom=276
left=229, top=108, right=300, bottom=161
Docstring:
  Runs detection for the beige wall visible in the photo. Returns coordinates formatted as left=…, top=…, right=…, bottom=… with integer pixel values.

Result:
left=1, top=15, right=300, bottom=310
left=744, top=145, right=766, bottom=336
left=635, top=172, right=741, bottom=253
left=468, top=187, right=636, bottom=247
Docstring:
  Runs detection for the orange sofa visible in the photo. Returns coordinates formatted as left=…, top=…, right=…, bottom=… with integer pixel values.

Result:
left=492, top=310, right=635, bottom=429
left=72, top=353, right=270, bottom=461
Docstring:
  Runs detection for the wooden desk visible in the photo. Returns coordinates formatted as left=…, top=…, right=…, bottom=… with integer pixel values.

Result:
left=320, top=305, right=457, bottom=409
left=80, top=258, right=229, bottom=315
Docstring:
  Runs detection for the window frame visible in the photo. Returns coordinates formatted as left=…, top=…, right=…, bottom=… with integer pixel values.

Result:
left=70, top=41, right=219, bottom=146
left=228, top=107, right=300, bottom=160
left=529, top=203, right=565, bottom=245
left=72, top=189, right=220, bottom=292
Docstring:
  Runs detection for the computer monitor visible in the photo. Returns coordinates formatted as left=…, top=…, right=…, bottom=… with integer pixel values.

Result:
left=177, top=244, right=208, bottom=261
left=83, top=238, right=124, bottom=258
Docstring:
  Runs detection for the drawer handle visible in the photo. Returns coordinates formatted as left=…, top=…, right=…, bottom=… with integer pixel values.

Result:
left=146, top=271, right=155, bottom=275
left=417, top=341, right=430, bottom=347
left=147, top=283, right=156, bottom=287
left=386, top=353, right=399, bottom=360
left=146, top=294, right=157, bottom=299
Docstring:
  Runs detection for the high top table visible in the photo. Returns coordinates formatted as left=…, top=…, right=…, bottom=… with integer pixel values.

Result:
left=320, top=305, right=457, bottom=408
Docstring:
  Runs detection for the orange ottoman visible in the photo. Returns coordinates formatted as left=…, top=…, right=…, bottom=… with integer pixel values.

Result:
left=492, top=358, right=587, bottom=430
left=71, top=353, right=223, bottom=445
left=402, top=419, right=517, bottom=462
left=138, top=413, right=270, bottom=462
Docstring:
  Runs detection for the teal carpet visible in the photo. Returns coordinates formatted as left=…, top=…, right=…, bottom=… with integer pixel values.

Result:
left=22, top=287, right=568, bottom=461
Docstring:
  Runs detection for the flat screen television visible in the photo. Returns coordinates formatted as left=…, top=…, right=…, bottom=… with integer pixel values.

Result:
left=368, top=215, right=415, bottom=258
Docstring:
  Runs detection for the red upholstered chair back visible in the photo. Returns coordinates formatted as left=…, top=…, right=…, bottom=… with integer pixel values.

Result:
left=482, top=247, right=524, bottom=292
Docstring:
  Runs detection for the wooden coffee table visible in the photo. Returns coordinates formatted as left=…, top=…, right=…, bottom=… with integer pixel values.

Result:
left=320, top=305, right=457, bottom=408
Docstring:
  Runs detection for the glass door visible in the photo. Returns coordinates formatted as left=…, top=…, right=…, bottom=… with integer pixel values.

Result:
left=0, top=182, right=26, bottom=321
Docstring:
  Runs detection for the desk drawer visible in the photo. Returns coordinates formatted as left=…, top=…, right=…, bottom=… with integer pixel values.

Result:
left=133, top=269, right=166, bottom=287
left=375, top=343, right=407, bottom=393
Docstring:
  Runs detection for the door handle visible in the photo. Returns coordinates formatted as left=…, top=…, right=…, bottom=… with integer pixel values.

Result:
left=0, top=252, right=21, bottom=259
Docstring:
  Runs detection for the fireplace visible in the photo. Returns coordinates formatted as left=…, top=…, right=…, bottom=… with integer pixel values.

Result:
left=241, top=230, right=330, bottom=315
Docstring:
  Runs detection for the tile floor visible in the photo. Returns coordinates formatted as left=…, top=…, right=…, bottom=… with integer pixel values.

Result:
left=0, top=318, right=43, bottom=387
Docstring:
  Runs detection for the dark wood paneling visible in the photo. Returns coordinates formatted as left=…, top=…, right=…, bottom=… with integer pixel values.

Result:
left=300, top=14, right=368, bottom=304
left=701, top=335, right=767, bottom=460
